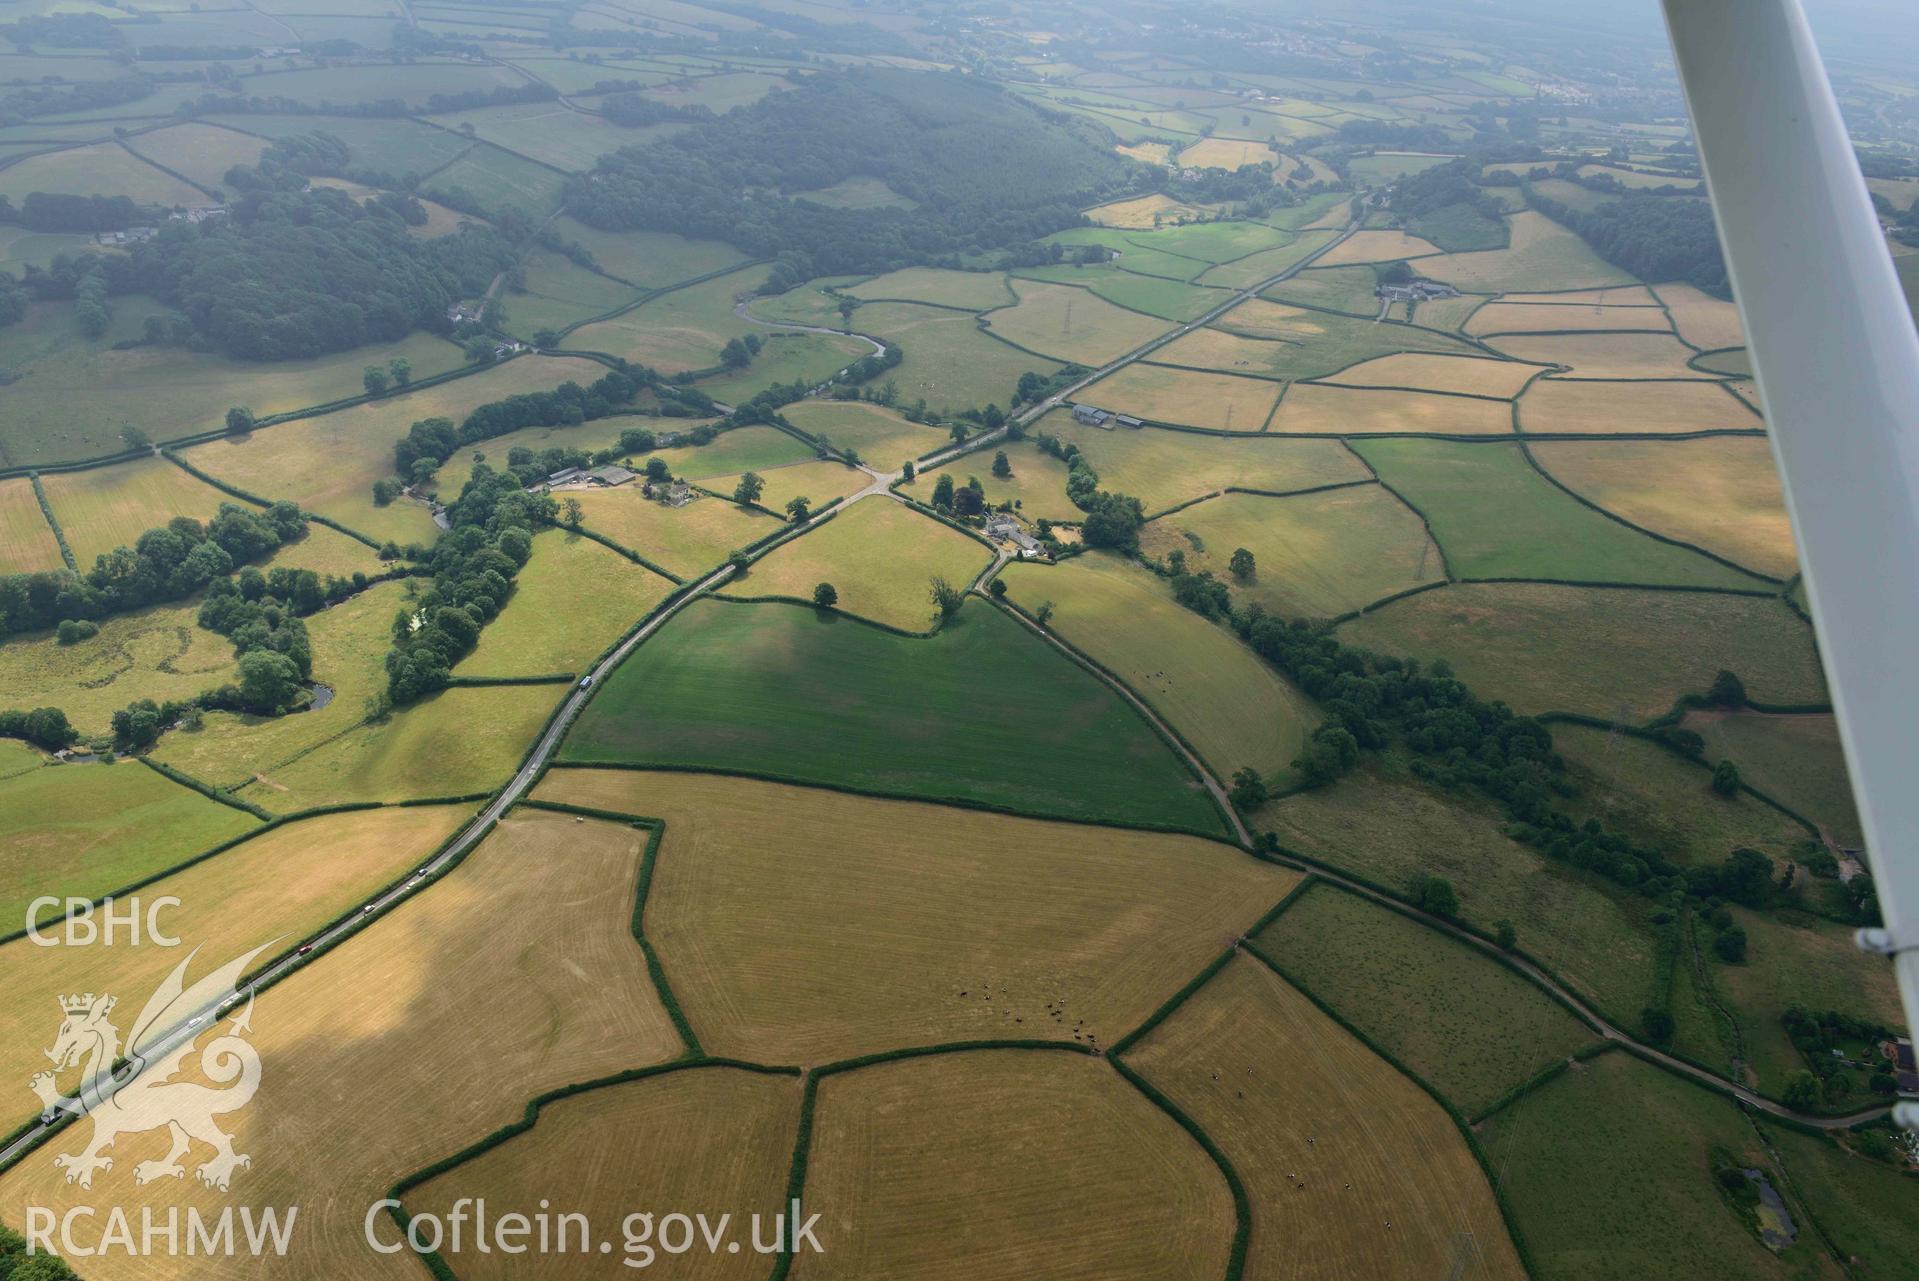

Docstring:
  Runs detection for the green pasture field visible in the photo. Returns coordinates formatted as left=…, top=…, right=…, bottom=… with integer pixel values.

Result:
left=236, top=683, right=562, bottom=810
left=999, top=550, right=1320, bottom=785
left=702, top=458, right=866, bottom=515
left=1261, top=263, right=1382, bottom=316
left=1255, top=761, right=1661, bottom=1023
left=1552, top=723, right=1811, bottom=869
left=1696, top=348, right=1754, bottom=377
left=0, top=597, right=237, bottom=737
left=719, top=496, right=991, bottom=631
left=1348, top=438, right=1767, bottom=588
left=236, top=60, right=523, bottom=107
left=1043, top=227, right=1212, bottom=281
left=429, top=101, right=648, bottom=172
left=1345, top=151, right=1455, bottom=183
left=1082, top=358, right=1281, bottom=432
left=0, top=297, right=468, bottom=469
left=1765, top=1127, right=1919, bottom=1275
left=1418, top=210, right=1636, bottom=293
left=1517, top=378, right=1759, bottom=435
left=424, top=142, right=568, bottom=218
left=457, top=417, right=625, bottom=465
left=1168, top=306, right=1481, bottom=381
left=562, top=264, right=766, bottom=373
left=1406, top=203, right=1509, bottom=253
left=640, top=69, right=790, bottom=113
left=545, top=217, right=747, bottom=291
left=560, top=597, right=1225, bottom=833
left=1120, top=218, right=1296, bottom=264
left=571, top=488, right=778, bottom=578
left=1575, top=163, right=1702, bottom=191
left=181, top=353, right=598, bottom=547
left=150, top=580, right=408, bottom=791
left=1255, top=881, right=1597, bottom=1116
left=1140, top=485, right=1440, bottom=620
left=782, top=399, right=950, bottom=469
left=1036, top=411, right=1371, bottom=512
left=1339, top=582, right=1828, bottom=721
left=637, top=423, right=812, bottom=478
left=40, top=457, right=235, bottom=569
left=0, top=141, right=202, bottom=205
left=854, top=302, right=1064, bottom=412
left=982, top=280, right=1175, bottom=365
left=846, top=267, right=1015, bottom=310
left=1407, top=292, right=1486, bottom=331
left=0, top=758, right=260, bottom=928
left=206, top=114, right=472, bottom=180
left=742, top=277, right=867, bottom=326
left=460, top=529, right=676, bottom=678
left=1011, top=262, right=1230, bottom=321
left=503, top=250, right=643, bottom=336
left=1680, top=710, right=1862, bottom=848
left=0, top=477, right=63, bottom=574
left=1261, top=190, right=1351, bottom=229
left=0, top=223, right=97, bottom=271
left=901, top=441, right=1081, bottom=523
left=693, top=330, right=870, bottom=404
left=1480, top=1052, right=1820, bottom=1281
left=120, top=121, right=266, bottom=192
left=792, top=174, right=916, bottom=207
left=1527, top=176, right=1617, bottom=213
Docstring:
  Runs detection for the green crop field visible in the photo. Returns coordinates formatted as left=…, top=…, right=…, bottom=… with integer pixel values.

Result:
left=1194, top=230, right=1344, bottom=288
left=702, top=458, right=866, bottom=515
left=425, top=142, right=568, bottom=219
left=205, top=113, right=474, bottom=180
left=559, top=597, right=1225, bottom=833
left=1681, top=710, right=1862, bottom=848
left=1261, top=263, right=1384, bottom=315
left=428, top=101, right=646, bottom=172
left=999, top=550, right=1321, bottom=785
left=1346, top=151, right=1456, bottom=183
left=237, top=61, right=523, bottom=107
left=855, top=301, right=1065, bottom=412
left=1481, top=1052, right=1822, bottom=1280
left=0, top=223, right=97, bottom=271
left=459, top=530, right=676, bottom=678
left=1013, top=262, right=1233, bottom=320
left=1348, top=438, right=1769, bottom=588
left=1763, top=1127, right=1919, bottom=1276
left=1340, top=582, right=1828, bottom=720
left=639, top=423, right=812, bottom=478
left=1038, top=411, right=1372, bottom=512
left=1139, top=485, right=1440, bottom=620
left=1255, top=882, right=1597, bottom=1116
left=0, top=758, right=260, bottom=927
left=793, top=174, right=918, bottom=207
left=1257, top=762, right=1662, bottom=1023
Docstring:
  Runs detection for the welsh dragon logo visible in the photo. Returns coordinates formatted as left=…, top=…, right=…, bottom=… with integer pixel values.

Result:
left=29, top=944, right=271, bottom=1192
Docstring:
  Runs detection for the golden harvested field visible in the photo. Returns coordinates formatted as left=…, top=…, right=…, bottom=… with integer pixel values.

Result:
left=151, top=580, right=408, bottom=791
left=1340, top=582, right=1827, bottom=720
left=1312, top=229, right=1444, bottom=266
left=535, top=769, right=1298, bottom=1061
left=0, top=476, right=61, bottom=573
left=999, top=550, right=1321, bottom=784
left=721, top=497, right=991, bottom=631
left=1269, top=383, right=1513, bottom=435
left=1653, top=281, right=1747, bottom=351
left=1085, top=192, right=1218, bottom=229
left=845, top=266, right=1015, bottom=310
left=1084, top=362, right=1283, bottom=431
left=1490, top=331, right=1716, bottom=379
left=410, top=1065, right=803, bottom=1281
left=800, top=1049, right=1234, bottom=1281
left=1178, top=135, right=1278, bottom=169
left=902, top=442, right=1081, bottom=523
left=703, top=459, right=868, bottom=516
left=237, top=684, right=562, bottom=810
left=1316, top=352, right=1542, bottom=397
left=1529, top=437, right=1797, bottom=578
left=1140, top=486, right=1440, bottom=620
left=1518, top=378, right=1760, bottom=434
left=1040, top=412, right=1370, bottom=512
left=0, top=758, right=259, bottom=929
left=1463, top=301, right=1672, bottom=335
left=461, top=529, right=677, bottom=677
left=183, top=355, right=602, bottom=546
left=40, top=457, right=235, bottom=568
left=1417, top=211, right=1636, bottom=293
left=0, top=597, right=236, bottom=736
left=1126, top=954, right=1526, bottom=1281
left=983, top=280, right=1175, bottom=365
left=0, top=811, right=680, bottom=1281
left=782, top=400, right=949, bottom=471
left=0, top=803, right=469, bottom=1122
left=1215, top=297, right=1340, bottom=340
left=571, top=490, right=779, bottom=578
left=0, top=142, right=203, bottom=205
left=121, top=121, right=267, bottom=191
left=1499, top=286, right=1660, bottom=306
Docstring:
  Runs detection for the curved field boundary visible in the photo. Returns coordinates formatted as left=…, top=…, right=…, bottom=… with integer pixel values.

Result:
left=1238, top=294, right=1523, bottom=359
left=113, top=135, right=221, bottom=203
left=556, top=520, right=684, bottom=583
left=137, top=755, right=273, bottom=819
left=1341, top=445, right=1460, bottom=583
left=163, top=448, right=388, bottom=550
left=1321, top=576, right=1452, bottom=627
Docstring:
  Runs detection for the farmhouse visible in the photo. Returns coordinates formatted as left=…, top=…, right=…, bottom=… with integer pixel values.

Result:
left=1071, top=403, right=1111, bottom=427
left=447, top=302, right=483, bottom=324
left=984, top=512, right=1046, bottom=557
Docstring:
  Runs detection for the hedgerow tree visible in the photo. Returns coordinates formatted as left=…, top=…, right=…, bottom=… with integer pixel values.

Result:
left=1229, top=767, right=1267, bottom=810
left=1711, top=759, right=1742, bottom=796
left=734, top=472, right=765, bottom=505
left=1229, top=547, right=1256, bottom=581
left=929, top=576, right=963, bottom=620
left=812, top=582, right=837, bottom=607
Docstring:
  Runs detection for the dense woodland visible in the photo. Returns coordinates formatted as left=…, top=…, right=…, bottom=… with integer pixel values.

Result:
left=1530, top=186, right=1730, bottom=295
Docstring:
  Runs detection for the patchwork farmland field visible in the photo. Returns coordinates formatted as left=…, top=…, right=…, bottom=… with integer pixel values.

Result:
left=39, top=458, right=237, bottom=569
left=1317, top=351, right=1544, bottom=397
left=1083, top=362, right=1283, bottom=431
left=559, top=598, right=1224, bottom=832
left=1039, top=413, right=1372, bottom=512
left=1269, top=383, right=1515, bottom=435
left=853, top=301, right=1065, bottom=410
left=1681, top=710, right=1864, bottom=848
left=1517, top=377, right=1761, bottom=434
left=1489, top=331, right=1718, bottom=379
left=783, top=400, right=950, bottom=470
left=537, top=769, right=1290, bottom=1060
left=982, top=280, right=1175, bottom=365
left=903, top=442, right=1080, bottom=522
left=0, top=477, right=62, bottom=574
left=1416, top=211, right=1637, bottom=292
left=459, top=530, right=677, bottom=677
left=705, top=458, right=868, bottom=516
left=0, top=598, right=239, bottom=736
